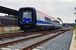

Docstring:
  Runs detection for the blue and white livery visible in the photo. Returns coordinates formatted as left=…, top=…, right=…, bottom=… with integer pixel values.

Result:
left=18, top=7, right=62, bottom=31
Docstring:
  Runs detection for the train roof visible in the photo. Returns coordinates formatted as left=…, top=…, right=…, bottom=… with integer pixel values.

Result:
left=37, top=11, right=59, bottom=20
left=19, top=7, right=58, bottom=20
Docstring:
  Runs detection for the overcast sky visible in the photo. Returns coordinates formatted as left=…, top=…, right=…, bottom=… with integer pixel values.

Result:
left=0, top=0, right=76, bottom=23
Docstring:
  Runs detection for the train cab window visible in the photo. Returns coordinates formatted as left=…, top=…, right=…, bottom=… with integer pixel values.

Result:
left=23, top=11, right=32, bottom=18
left=45, top=17, right=51, bottom=22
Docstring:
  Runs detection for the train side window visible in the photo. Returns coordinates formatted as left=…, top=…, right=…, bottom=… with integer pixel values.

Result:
left=45, top=17, right=51, bottom=22
left=53, top=20, right=60, bottom=23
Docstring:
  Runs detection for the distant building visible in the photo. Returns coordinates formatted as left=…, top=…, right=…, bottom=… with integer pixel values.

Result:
left=62, top=23, right=75, bottom=27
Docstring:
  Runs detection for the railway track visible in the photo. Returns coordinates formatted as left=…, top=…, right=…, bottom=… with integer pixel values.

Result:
left=22, top=30, right=66, bottom=50
left=0, top=29, right=70, bottom=50
left=0, top=29, right=63, bottom=39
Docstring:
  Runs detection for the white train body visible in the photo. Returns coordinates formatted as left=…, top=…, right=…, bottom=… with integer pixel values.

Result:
left=19, top=7, right=62, bottom=31
left=36, top=11, right=61, bottom=28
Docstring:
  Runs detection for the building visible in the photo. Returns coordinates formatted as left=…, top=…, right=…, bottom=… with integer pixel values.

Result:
left=0, top=16, right=20, bottom=32
left=62, top=23, right=75, bottom=27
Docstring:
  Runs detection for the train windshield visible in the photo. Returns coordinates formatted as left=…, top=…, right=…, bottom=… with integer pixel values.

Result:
left=23, top=11, right=32, bottom=18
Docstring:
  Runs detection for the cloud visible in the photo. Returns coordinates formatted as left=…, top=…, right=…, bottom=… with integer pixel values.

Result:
left=0, top=0, right=76, bottom=23
left=60, top=0, right=76, bottom=3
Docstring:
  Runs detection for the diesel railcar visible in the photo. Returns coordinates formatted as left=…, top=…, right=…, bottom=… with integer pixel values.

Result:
left=18, top=7, right=62, bottom=31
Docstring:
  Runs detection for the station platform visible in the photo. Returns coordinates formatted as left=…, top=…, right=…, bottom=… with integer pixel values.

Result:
left=33, top=30, right=73, bottom=50
left=70, top=30, right=76, bottom=50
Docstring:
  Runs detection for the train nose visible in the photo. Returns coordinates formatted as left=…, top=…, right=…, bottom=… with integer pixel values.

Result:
left=22, top=19, right=32, bottom=23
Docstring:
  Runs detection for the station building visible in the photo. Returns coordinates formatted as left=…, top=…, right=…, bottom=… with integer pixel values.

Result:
left=0, top=16, right=20, bottom=32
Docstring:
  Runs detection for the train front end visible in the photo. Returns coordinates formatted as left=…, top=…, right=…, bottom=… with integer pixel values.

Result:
left=18, top=7, right=36, bottom=30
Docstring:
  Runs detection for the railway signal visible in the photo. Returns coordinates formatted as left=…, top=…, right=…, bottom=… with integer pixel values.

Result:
left=75, top=19, right=76, bottom=23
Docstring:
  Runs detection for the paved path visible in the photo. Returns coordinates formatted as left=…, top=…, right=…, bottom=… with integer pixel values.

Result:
left=33, top=30, right=73, bottom=50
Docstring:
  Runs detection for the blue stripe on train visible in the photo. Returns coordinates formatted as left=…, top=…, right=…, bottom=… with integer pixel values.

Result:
left=37, top=20, right=51, bottom=24
left=21, top=18, right=52, bottom=24
left=22, top=18, right=32, bottom=23
left=22, top=18, right=31, bottom=21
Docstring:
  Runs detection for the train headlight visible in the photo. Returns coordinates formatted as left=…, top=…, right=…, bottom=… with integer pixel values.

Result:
left=30, top=20, right=32, bottom=22
left=22, top=20, right=25, bottom=22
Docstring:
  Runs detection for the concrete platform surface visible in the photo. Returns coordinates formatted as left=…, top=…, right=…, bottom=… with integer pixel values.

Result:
left=33, top=30, right=73, bottom=50
left=70, top=30, right=76, bottom=50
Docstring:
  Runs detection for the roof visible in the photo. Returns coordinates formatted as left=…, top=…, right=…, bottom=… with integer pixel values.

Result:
left=0, top=6, right=19, bottom=16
